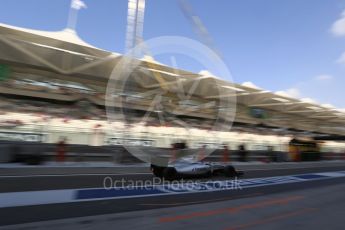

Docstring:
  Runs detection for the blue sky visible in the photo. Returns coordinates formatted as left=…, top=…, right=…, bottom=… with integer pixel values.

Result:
left=0, top=0, right=345, bottom=108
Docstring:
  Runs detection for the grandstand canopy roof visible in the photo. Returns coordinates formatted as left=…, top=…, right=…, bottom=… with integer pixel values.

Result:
left=0, top=23, right=344, bottom=136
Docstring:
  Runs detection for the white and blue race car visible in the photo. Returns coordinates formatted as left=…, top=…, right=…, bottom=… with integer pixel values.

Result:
left=150, top=158, right=243, bottom=180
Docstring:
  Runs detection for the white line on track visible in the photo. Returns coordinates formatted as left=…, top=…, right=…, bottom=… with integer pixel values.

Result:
left=0, top=190, right=75, bottom=208
left=0, top=172, right=152, bottom=178
left=243, top=165, right=345, bottom=171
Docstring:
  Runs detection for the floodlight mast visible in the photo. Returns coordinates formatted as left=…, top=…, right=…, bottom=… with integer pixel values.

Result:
left=67, top=0, right=87, bottom=31
left=125, top=0, right=146, bottom=56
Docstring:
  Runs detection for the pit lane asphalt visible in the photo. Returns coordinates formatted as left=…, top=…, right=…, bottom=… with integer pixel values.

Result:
left=0, top=162, right=344, bottom=226
left=6, top=181, right=344, bottom=230
left=0, top=162, right=345, bottom=226
left=0, top=175, right=344, bottom=226
left=1, top=162, right=345, bottom=192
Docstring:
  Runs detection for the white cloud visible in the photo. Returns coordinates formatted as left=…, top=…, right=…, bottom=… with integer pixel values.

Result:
left=314, top=74, right=333, bottom=81
left=285, top=88, right=301, bottom=98
left=241, top=81, right=261, bottom=90
left=141, top=55, right=163, bottom=65
left=71, top=0, right=87, bottom=10
left=199, top=70, right=214, bottom=76
left=301, top=97, right=317, bottom=104
left=277, top=74, right=345, bottom=108
left=321, top=103, right=335, bottom=109
left=331, top=10, right=345, bottom=36
left=336, top=52, right=345, bottom=65
left=275, top=91, right=291, bottom=98
left=198, top=70, right=219, bottom=79
left=275, top=88, right=300, bottom=98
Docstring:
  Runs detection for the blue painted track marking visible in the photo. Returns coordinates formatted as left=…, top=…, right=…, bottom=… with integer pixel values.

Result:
left=74, top=170, right=345, bottom=201
left=76, top=187, right=165, bottom=200
left=1, top=170, right=344, bottom=208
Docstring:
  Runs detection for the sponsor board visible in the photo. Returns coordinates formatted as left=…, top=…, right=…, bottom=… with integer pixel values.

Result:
left=106, top=138, right=155, bottom=147
left=193, top=142, right=223, bottom=149
left=0, top=131, right=45, bottom=142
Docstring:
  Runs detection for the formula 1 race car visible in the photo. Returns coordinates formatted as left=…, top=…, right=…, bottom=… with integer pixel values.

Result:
left=150, top=158, right=244, bottom=180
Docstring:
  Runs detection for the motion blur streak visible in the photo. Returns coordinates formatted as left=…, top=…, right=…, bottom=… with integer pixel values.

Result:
left=159, top=195, right=304, bottom=223
left=225, top=208, right=318, bottom=230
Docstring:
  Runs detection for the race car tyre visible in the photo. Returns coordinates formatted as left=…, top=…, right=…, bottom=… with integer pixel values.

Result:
left=151, top=165, right=164, bottom=178
left=224, top=165, right=237, bottom=177
left=163, top=167, right=178, bottom=180
left=205, top=170, right=213, bottom=177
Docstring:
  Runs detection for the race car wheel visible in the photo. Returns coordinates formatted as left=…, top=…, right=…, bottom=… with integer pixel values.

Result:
left=224, top=165, right=237, bottom=177
left=150, top=165, right=164, bottom=178
left=163, top=167, right=178, bottom=180
left=205, top=170, right=213, bottom=177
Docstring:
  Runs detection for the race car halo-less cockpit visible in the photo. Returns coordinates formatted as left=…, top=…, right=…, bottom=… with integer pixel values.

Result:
left=150, top=157, right=244, bottom=180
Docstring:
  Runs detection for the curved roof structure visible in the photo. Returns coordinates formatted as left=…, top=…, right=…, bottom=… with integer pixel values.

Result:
left=0, top=22, right=344, bottom=137
left=0, top=23, right=97, bottom=49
